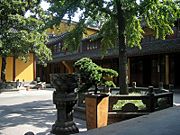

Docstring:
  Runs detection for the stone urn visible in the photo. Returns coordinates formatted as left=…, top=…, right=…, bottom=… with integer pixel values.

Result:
left=50, top=73, right=79, bottom=135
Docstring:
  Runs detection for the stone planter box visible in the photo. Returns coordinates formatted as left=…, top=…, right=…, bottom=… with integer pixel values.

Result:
left=85, top=94, right=109, bottom=130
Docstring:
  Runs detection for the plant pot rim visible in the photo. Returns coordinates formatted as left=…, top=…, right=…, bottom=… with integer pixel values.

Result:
left=50, top=73, right=76, bottom=75
left=85, top=93, right=109, bottom=98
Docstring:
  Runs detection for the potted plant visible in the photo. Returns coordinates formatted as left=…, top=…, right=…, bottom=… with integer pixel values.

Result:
left=74, top=57, right=118, bottom=130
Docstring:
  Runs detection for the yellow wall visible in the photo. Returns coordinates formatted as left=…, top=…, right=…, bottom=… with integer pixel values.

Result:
left=46, top=21, right=75, bottom=35
left=0, top=54, right=34, bottom=82
left=6, top=57, right=14, bottom=81
left=84, top=27, right=98, bottom=37
left=46, top=20, right=98, bottom=37
left=15, top=53, right=34, bottom=81
left=0, top=57, right=14, bottom=81
left=0, top=58, right=1, bottom=79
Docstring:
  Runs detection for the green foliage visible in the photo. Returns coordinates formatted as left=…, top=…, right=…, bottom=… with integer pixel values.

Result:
left=113, top=99, right=146, bottom=110
left=0, top=0, right=52, bottom=64
left=99, top=17, right=118, bottom=53
left=74, top=57, right=118, bottom=94
left=139, top=0, right=179, bottom=40
left=46, top=0, right=179, bottom=52
left=113, top=92, right=146, bottom=110
left=63, top=20, right=86, bottom=52
left=46, top=0, right=179, bottom=93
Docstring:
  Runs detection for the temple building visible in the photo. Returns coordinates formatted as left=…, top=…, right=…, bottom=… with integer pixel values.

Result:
left=0, top=20, right=97, bottom=82
left=2, top=19, right=179, bottom=87
left=37, top=19, right=180, bottom=88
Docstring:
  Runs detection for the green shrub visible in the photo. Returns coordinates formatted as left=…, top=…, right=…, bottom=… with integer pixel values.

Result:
left=113, top=100, right=146, bottom=110
left=74, top=57, right=118, bottom=94
left=113, top=93, right=146, bottom=110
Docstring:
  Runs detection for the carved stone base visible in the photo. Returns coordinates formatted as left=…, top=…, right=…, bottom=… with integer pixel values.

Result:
left=51, top=121, right=79, bottom=135
left=50, top=74, right=79, bottom=135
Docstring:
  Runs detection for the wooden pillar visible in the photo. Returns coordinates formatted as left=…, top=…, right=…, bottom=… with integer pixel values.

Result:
left=46, top=64, right=50, bottom=82
left=165, top=55, right=169, bottom=85
left=33, top=54, right=36, bottom=81
left=62, top=61, right=73, bottom=74
left=79, top=42, right=82, bottom=53
left=128, top=58, right=130, bottom=84
left=59, top=62, right=63, bottom=73
left=51, top=63, right=54, bottom=73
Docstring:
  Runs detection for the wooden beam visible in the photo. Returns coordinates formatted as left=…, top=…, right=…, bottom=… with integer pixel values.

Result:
left=128, top=58, right=130, bottom=84
left=62, top=61, right=73, bottom=74
left=33, top=54, right=36, bottom=81
left=165, top=55, right=169, bottom=85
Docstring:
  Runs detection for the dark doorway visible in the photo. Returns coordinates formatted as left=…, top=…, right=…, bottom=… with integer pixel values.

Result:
left=174, top=54, right=180, bottom=87
left=130, top=57, right=143, bottom=86
left=143, top=57, right=152, bottom=86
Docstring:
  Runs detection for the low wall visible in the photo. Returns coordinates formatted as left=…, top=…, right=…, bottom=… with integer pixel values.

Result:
left=75, top=85, right=174, bottom=124
left=75, top=106, right=180, bottom=135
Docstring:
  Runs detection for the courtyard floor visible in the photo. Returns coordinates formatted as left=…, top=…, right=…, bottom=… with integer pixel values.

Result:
left=0, top=89, right=86, bottom=135
left=0, top=89, right=180, bottom=135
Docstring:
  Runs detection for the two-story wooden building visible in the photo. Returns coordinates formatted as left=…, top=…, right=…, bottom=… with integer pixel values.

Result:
left=37, top=19, right=180, bottom=88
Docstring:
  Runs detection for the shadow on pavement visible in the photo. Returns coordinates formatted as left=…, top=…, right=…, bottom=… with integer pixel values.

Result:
left=0, top=100, right=56, bottom=135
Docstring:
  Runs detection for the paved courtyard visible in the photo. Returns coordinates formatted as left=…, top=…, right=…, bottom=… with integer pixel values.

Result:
left=174, top=90, right=180, bottom=106
left=0, top=89, right=180, bottom=135
left=0, top=89, right=86, bottom=135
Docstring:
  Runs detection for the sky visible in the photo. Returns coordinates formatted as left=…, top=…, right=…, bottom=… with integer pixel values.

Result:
left=40, top=0, right=50, bottom=11
left=40, top=1, right=80, bottom=22
left=33, top=0, right=141, bottom=22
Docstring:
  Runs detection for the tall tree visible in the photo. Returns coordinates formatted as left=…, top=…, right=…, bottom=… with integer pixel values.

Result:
left=46, top=0, right=179, bottom=94
left=0, top=0, right=52, bottom=82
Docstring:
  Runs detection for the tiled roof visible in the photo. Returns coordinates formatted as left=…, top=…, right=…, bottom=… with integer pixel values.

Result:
left=49, top=38, right=180, bottom=63
left=46, top=32, right=69, bottom=45
left=127, top=38, right=180, bottom=57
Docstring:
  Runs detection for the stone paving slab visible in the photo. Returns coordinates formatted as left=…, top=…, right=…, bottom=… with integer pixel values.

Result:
left=0, top=89, right=87, bottom=135
left=75, top=106, right=180, bottom=135
left=0, top=89, right=180, bottom=135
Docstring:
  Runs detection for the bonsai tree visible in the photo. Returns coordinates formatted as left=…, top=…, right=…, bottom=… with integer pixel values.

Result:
left=74, top=57, right=118, bottom=94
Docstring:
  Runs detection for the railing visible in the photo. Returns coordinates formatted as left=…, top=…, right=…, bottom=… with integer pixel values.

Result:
left=81, top=39, right=101, bottom=52
left=77, top=83, right=173, bottom=109
left=109, top=84, right=174, bottom=113
left=75, top=82, right=174, bottom=123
